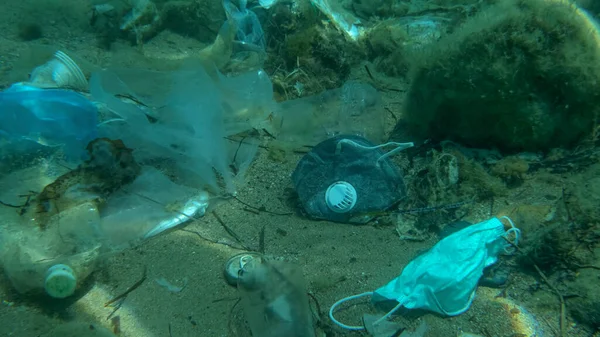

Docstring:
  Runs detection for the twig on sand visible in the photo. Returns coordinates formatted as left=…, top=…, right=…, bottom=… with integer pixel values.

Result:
left=104, top=267, right=148, bottom=307
left=212, top=210, right=253, bottom=251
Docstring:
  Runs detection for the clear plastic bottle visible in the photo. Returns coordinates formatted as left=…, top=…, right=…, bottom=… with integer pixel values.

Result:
left=0, top=202, right=102, bottom=298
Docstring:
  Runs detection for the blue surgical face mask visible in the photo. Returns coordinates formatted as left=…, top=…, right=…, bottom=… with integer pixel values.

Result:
left=329, top=216, right=520, bottom=331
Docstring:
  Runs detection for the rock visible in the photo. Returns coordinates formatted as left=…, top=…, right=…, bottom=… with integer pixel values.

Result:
left=161, top=0, right=225, bottom=43
left=566, top=260, right=600, bottom=329
left=395, top=0, right=600, bottom=153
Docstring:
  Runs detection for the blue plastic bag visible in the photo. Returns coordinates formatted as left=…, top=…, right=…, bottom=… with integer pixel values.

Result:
left=0, top=84, right=98, bottom=160
left=223, top=0, right=266, bottom=51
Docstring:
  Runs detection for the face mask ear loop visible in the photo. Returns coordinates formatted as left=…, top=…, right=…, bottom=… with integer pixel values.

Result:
left=328, top=291, right=372, bottom=331
left=377, top=142, right=414, bottom=163
left=372, top=299, right=406, bottom=326
left=500, top=216, right=521, bottom=254
left=335, top=139, right=361, bottom=155
left=335, top=139, right=414, bottom=159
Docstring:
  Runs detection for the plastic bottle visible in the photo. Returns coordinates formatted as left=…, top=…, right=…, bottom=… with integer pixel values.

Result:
left=0, top=202, right=102, bottom=298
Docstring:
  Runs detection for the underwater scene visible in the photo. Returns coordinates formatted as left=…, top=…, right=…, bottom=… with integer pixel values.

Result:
left=1, top=0, right=600, bottom=336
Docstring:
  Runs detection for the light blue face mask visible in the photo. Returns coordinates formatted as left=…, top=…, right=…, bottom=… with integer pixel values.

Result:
left=329, top=216, right=521, bottom=332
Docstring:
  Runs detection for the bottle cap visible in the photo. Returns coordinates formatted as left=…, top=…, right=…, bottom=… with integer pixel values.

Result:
left=325, top=181, right=357, bottom=213
left=44, top=264, right=77, bottom=298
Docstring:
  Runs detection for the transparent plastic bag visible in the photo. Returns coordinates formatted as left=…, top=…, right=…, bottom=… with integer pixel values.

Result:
left=91, top=64, right=269, bottom=194
left=273, top=81, right=385, bottom=147
left=223, top=0, right=266, bottom=51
